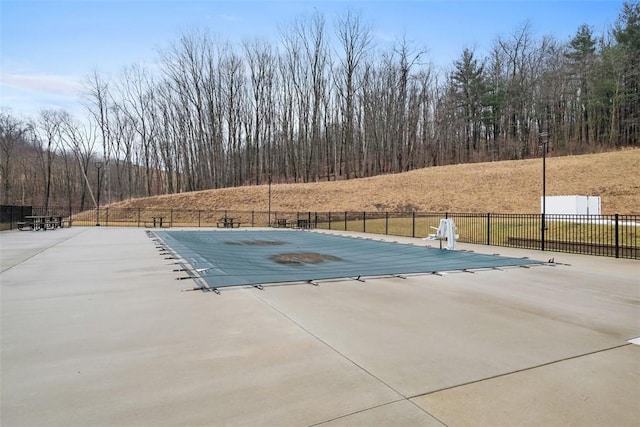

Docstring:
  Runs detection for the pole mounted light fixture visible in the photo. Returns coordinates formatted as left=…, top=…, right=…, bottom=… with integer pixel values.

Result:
left=268, top=174, right=272, bottom=227
left=538, top=132, right=549, bottom=251
left=94, top=161, right=103, bottom=226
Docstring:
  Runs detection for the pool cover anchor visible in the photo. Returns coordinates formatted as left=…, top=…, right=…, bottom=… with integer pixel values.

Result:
left=182, top=286, right=206, bottom=292
left=184, top=284, right=220, bottom=294
left=545, top=258, right=571, bottom=266
left=307, top=280, right=319, bottom=287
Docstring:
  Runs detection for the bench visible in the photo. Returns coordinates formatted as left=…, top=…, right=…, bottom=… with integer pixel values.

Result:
left=507, top=236, right=638, bottom=258
left=48, top=217, right=62, bottom=228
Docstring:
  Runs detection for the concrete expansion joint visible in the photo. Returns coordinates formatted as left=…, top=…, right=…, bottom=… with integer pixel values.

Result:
left=249, top=290, right=446, bottom=425
left=407, top=342, right=634, bottom=401
left=0, top=227, right=88, bottom=273
left=307, top=398, right=449, bottom=427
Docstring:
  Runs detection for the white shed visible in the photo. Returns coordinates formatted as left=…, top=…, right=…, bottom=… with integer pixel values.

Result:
left=541, top=195, right=601, bottom=215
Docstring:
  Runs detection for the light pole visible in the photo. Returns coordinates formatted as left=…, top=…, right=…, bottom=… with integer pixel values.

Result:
left=94, top=161, right=103, bottom=226
left=268, top=174, right=272, bottom=226
left=539, top=132, right=549, bottom=251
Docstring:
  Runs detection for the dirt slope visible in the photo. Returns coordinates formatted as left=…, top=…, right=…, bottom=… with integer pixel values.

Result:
left=111, top=149, right=640, bottom=214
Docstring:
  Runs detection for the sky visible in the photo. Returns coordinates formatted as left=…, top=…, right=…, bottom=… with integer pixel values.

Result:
left=0, top=0, right=627, bottom=120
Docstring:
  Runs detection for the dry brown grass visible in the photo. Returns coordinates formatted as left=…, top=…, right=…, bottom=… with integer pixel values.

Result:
left=110, top=148, right=640, bottom=214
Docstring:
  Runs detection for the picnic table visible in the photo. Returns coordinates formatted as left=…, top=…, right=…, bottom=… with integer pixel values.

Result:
left=273, top=218, right=290, bottom=228
left=295, top=219, right=315, bottom=229
left=19, top=215, right=64, bottom=231
left=217, top=217, right=240, bottom=228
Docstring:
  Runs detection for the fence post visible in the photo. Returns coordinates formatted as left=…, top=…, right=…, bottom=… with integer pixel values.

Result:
left=198, top=210, right=201, bottom=227
left=487, top=213, right=491, bottom=245
left=344, top=211, right=347, bottom=231
left=137, top=208, right=141, bottom=227
left=170, top=208, right=173, bottom=227
left=541, top=212, right=546, bottom=251
left=328, top=212, right=332, bottom=229
left=385, top=212, right=389, bottom=235
left=363, top=211, right=366, bottom=233
left=412, top=212, right=416, bottom=238
left=615, top=213, right=619, bottom=259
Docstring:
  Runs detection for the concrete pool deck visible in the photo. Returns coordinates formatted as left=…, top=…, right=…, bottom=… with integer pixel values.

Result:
left=1, top=227, right=639, bottom=426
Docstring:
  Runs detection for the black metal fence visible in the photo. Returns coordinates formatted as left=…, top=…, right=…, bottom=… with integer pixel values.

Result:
left=2, top=205, right=638, bottom=259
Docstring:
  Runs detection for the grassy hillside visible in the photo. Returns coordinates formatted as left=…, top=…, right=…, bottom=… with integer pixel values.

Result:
left=111, top=149, right=640, bottom=214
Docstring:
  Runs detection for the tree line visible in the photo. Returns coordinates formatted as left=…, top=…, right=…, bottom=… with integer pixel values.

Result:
left=1, top=3, right=638, bottom=210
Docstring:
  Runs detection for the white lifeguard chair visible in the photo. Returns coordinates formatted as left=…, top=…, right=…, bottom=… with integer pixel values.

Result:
left=425, top=219, right=457, bottom=250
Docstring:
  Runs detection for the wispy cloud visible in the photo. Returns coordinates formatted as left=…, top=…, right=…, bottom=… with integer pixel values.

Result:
left=0, top=72, right=84, bottom=97
left=0, top=72, right=86, bottom=119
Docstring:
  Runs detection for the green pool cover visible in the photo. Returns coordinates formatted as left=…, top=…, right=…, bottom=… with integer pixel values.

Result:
left=154, top=230, right=542, bottom=289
